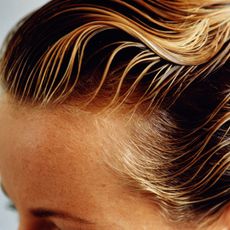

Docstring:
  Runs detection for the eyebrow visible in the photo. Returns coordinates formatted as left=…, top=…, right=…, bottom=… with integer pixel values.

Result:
left=30, top=208, right=94, bottom=225
left=1, top=183, right=95, bottom=225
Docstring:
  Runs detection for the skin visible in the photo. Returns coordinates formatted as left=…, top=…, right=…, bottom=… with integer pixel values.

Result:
left=0, top=96, right=229, bottom=230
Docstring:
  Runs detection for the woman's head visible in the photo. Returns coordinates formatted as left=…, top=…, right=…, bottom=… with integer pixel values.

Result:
left=0, top=1, right=229, bottom=229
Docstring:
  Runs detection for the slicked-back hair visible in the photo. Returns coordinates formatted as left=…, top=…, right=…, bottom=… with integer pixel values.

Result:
left=0, top=0, right=229, bottom=227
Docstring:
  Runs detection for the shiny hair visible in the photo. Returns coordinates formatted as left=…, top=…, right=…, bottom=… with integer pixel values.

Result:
left=0, top=0, right=229, bottom=227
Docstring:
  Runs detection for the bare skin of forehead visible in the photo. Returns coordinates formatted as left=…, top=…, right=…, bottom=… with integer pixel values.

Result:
left=0, top=95, right=228, bottom=230
left=0, top=95, right=170, bottom=229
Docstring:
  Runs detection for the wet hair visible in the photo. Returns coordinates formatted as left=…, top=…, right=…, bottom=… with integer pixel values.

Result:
left=0, top=0, right=229, bottom=227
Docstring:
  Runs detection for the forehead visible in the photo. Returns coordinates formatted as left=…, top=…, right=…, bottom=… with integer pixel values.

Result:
left=0, top=97, right=176, bottom=229
left=0, top=102, right=125, bottom=228
left=0, top=103, right=91, bottom=168
left=0, top=98, right=124, bottom=206
left=0, top=98, right=116, bottom=152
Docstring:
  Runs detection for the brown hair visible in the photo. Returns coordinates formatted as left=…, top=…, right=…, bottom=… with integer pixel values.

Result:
left=0, top=0, right=229, bottom=227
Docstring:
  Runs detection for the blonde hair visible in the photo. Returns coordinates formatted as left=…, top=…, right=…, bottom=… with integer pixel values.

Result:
left=0, top=0, right=229, bottom=227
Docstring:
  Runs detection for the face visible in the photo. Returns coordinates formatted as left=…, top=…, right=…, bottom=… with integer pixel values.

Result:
left=0, top=96, right=224, bottom=230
